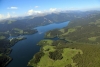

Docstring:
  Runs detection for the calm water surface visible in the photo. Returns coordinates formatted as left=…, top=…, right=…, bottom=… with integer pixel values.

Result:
left=7, top=21, right=69, bottom=67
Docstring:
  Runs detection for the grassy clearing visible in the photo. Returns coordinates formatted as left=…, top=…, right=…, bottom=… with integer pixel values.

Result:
left=46, top=32, right=51, bottom=37
left=89, top=19, right=100, bottom=25
left=28, top=43, right=83, bottom=67
left=14, top=28, right=23, bottom=34
left=0, top=54, right=2, bottom=56
left=88, top=37, right=97, bottom=41
left=59, top=29, right=65, bottom=33
left=37, top=47, right=82, bottom=67
left=75, top=26, right=81, bottom=28
left=0, top=36, right=6, bottom=40
left=95, top=19, right=100, bottom=25
left=97, top=25, right=100, bottom=27
left=62, top=28, right=76, bottom=36
left=43, top=45, right=55, bottom=53
left=38, top=39, right=53, bottom=46
left=8, top=20, right=16, bottom=24
left=89, top=22, right=95, bottom=24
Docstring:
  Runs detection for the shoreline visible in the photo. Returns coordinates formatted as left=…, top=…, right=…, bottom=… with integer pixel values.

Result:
left=3, top=36, right=28, bottom=67
left=6, top=21, right=69, bottom=67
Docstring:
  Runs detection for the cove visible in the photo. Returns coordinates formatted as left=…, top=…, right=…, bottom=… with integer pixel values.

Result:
left=7, top=21, right=69, bottom=67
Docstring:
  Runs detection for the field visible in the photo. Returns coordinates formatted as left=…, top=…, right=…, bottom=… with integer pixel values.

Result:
left=0, top=36, right=6, bottom=40
left=28, top=12, right=100, bottom=67
left=13, top=28, right=23, bottom=34
left=28, top=40, right=83, bottom=67
left=88, top=37, right=97, bottom=41
left=38, top=39, right=53, bottom=46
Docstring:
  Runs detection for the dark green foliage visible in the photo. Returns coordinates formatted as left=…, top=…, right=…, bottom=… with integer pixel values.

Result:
left=47, top=22, right=100, bottom=44
left=0, top=39, right=11, bottom=54
left=67, top=43, right=100, bottom=67
left=38, top=40, right=47, bottom=46
left=10, top=38, right=25, bottom=47
left=10, top=38, right=19, bottom=46
left=10, top=29, right=37, bottom=36
left=0, top=39, right=10, bottom=48
left=49, top=49, right=63, bottom=60
left=0, top=33, right=9, bottom=40
left=0, top=54, right=12, bottom=67
left=0, top=37, right=26, bottom=66
left=65, top=64, right=72, bottom=67
left=10, top=29, right=21, bottom=36
left=64, top=28, right=68, bottom=32
left=45, top=29, right=63, bottom=38
left=0, top=37, right=26, bottom=54
left=52, top=40, right=66, bottom=46
left=32, top=52, right=44, bottom=64
left=50, top=29, right=63, bottom=36
left=45, top=48, right=50, bottom=51
left=64, top=24, right=100, bottom=44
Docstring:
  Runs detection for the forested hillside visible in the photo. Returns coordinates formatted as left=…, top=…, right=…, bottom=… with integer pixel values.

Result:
left=28, top=11, right=100, bottom=67
left=0, top=10, right=100, bottom=67
left=0, top=11, right=99, bottom=35
left=45, top=11, right=100, bottom=44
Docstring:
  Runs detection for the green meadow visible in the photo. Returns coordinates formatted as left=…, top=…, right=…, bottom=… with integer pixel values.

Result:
left=28, top=40, right=83, bottom=67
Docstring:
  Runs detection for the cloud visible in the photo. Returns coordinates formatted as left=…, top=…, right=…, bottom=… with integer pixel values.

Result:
left=7, top=7, right=18, bottom=9
left=0, top=14, right=4, bottom=19
left=49, top=8, right=57, bottom=12
left=27, top=9, right=42, bottom=15
left=27, top=8, right=61, bottom=16
left=27, top=9, right=34, bottom=15
left=0, top=13, right=11, bottom=20
left=35, top=6, right=39, bottom=8
left=7, top=13, right=11, bottom=18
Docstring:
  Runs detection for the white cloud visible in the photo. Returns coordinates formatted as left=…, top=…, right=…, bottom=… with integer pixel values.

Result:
left=27, top=8, right=61, bottom=16
left=0, top=13, right=11, bottom=20
left=49, top=8, right=57, bottom=12
left=27, top=9, right=42, bottom=15
left=7, top=7, right=18, bottom=9
left=35, top=6, right=39, bottom=8
left=7, top=13, right=11, bottom=18
left=28, top=9, right=34, bottom=15
left=27, top=9, right=34, bottom=15
left=0, top=14, right=4, bottom=19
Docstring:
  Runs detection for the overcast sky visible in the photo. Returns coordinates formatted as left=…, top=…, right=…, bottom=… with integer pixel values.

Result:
left=0, top=0, right=100, bottom=19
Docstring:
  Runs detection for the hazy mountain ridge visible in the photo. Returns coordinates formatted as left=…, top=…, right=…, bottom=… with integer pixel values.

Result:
left=0, top=10, right=99, bottom=32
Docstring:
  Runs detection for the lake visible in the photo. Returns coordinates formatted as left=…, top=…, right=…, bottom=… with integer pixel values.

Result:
left=7, top=21, right=69, bottom=67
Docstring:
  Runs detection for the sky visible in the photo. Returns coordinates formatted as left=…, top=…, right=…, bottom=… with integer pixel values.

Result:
left=0, top=0, right=100, bottom=20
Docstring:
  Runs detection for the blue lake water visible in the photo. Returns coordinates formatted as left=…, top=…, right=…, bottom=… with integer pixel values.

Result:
left=7, top=21, right=69, bottom=67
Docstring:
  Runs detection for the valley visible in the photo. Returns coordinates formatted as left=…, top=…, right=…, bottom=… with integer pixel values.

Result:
left=0, top=11, right=100, bottom=67
left=28, top=11, right=100, bottom=67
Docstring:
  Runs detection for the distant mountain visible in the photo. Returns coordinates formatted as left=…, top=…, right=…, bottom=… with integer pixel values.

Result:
left=0, top=10, right=100, bottom=33
left=0, top=10, right=100, bottom=67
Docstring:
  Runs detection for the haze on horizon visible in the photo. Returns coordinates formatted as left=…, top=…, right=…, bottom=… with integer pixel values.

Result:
left=0, top=0, right=100, bottom=20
